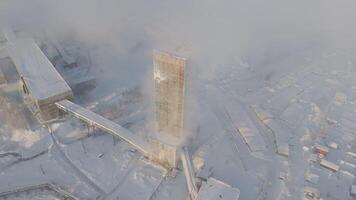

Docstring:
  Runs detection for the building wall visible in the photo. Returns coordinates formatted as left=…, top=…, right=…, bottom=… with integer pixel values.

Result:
left=21, top=78, right=73, bottom=124
left=150, top=138, right=178, bottom=169
left=153, top=51, right=185, bottom=139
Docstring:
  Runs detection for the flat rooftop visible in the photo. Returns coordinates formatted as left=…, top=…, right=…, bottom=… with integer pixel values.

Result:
left=6, top=38, right=72, bottom=103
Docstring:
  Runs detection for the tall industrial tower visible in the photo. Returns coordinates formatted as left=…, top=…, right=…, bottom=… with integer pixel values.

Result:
left=153, top=51, right=185, bottom=140
left=151, top=51, right=186, bottom=168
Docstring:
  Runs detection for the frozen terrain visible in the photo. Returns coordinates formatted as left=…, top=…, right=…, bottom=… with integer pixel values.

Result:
left=1, top=1, right=356, bottom=200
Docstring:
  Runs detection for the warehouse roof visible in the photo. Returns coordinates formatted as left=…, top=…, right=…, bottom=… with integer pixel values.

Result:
left=6, top=39, right=72, bottom=103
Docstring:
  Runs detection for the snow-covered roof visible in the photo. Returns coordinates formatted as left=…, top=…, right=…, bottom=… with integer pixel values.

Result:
left=277, top=143, right=289, bottom=157
left=320, top=159, right=340, bottom=172
left=305, top=172, right=319, bottom=184
left=198, top=178, right=240, bottom=200
left=351, top=185, right=356, bottom=195
left=314, top=144, right=329, bottom=153
left=6, top=38, right=72, bottom=103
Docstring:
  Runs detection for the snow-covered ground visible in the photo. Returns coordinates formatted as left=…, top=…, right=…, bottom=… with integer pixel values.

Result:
left=1, top=1, right=356, bottom=199
left=1, top=32, right=356, bottom=200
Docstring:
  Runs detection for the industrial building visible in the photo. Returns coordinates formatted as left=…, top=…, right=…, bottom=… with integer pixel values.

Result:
left=6, top=38, right=73, bottom=123
left=314, top=144, right=329, bottom=157
left=320, top=159, right=339, bottom=172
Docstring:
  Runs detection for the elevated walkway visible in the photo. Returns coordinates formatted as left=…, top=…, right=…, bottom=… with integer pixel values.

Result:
left=55, top=99, right=151, bottom=155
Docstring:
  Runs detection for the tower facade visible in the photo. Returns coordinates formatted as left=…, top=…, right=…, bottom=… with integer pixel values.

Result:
left=153, top=51, right=185, bottom=139
left=151, top=51, right=185, bottom=168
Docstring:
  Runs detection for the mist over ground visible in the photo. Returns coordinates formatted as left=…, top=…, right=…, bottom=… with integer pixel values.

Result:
left=1, top=0, right=356, bottom=82
left=1, top=1, right=356, bottom=199
left=2, top=0, right=356, bottom=140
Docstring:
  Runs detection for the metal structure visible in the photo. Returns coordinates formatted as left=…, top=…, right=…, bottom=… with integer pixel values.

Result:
left=181, top=147, right=199, bottom=199
left=153, top=51, right=185, bottom=139
left=180, top=146, right=240, bottom=200
left=55, top=99, right=150, bottom=155
left=6, top=38, right=73, bottom=123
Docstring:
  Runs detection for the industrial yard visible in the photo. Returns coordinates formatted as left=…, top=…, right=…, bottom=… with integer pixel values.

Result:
left=1, top=1, right=356, bottom=200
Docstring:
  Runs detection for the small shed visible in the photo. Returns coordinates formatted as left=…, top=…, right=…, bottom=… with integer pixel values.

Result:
left=198, top=178, right=240, bottom=200
left=277, top=143, right=289, bottom=157
left=6, top=38, right=73, bottom=123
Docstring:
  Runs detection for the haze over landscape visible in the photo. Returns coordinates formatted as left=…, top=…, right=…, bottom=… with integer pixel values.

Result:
left=0, top=1, right=356, bottom=200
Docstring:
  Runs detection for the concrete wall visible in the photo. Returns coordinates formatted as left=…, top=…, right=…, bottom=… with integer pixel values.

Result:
left=149, top=138, right=178, bottom=169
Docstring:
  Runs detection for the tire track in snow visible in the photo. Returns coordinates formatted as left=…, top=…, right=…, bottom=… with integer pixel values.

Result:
left=50, top=131, right=106, bottom=197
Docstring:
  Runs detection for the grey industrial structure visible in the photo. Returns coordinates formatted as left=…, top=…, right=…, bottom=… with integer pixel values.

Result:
left=6, top=38, right=73, bottom=123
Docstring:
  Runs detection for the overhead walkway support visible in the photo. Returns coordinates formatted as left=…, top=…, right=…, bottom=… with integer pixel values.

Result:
left=181, top=146, right=198, bottom=199
left=55, top=99, right=151, bottom=155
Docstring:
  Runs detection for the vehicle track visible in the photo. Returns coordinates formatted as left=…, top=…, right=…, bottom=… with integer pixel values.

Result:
left=50, top=130, right=106, bottom=197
